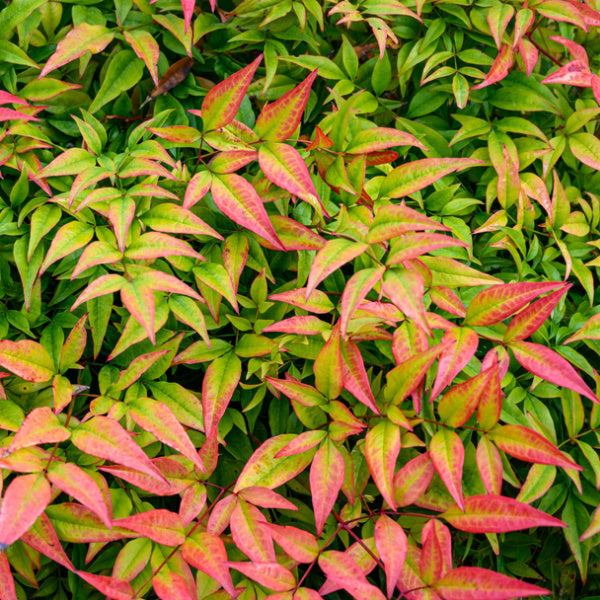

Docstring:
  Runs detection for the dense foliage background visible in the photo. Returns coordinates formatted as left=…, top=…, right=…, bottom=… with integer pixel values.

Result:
left=1, top=0, right=600, bottom=598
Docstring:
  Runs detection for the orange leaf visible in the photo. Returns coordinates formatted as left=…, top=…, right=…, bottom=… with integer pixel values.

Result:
left=40, top=24, right=114, bottom=77
left=0, top=473, right=51, bottom=549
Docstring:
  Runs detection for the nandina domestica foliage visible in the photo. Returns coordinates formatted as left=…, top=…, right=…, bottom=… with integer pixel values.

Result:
left=1, top=0, right=600, bottom=599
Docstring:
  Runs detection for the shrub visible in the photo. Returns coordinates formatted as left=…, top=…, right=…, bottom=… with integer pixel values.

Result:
left=1, top=0, right=600, bottom=599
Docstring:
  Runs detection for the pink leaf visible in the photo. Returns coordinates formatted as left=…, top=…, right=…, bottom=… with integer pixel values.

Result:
left=435, top=566, right=549, bottom=599
left=420, top=520, right=452, bottom=584
left=310, top=438, right=345, bottom=535
left=374, top=515, right=408, bottom=598
left=442, top=494, right=566, bottom=533
left=509, top=340, right=599, bottom=403
left=227, top=562, right=296, bottom=592
left=365, top=420, right=401, bottom=509
left=429, top=429, right=465, bottom=510
left=487, top=424, right=582, bottom=470
left=472, top=44, right=513, bottom=89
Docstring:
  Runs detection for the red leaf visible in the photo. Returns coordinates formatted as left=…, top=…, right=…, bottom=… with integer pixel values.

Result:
left=509, top=340, right=599, bottom=403
left=318, top=551, right=386, bottom=600
left=374, top=515, right=408, bottom=598
left=266, top=376, right=327, bottom=408
left=0, top=474, right=51, bottom=549
left=465, top=281, right=564, bottom=326
left=392, top=322, right=429, bottom=364
left=128, top=398, right=205, bottom=472
left=71, top=416, right=167, bottom=483
left=430, top=327, right=478, bottom=399
left=429, top=429, right=465, bottom=510
left=77, top=571, right=133, bottom=600
left=434, top=566, right=550, bottom=599
left=181, top=0, right=195, bottom=32
left=227, top=562, right=296, bottom=592
left=310, top=438, right=345, bottom=535
left=211, top=173, right=284, bottom=250
left=238, top=486, right=297, bottom=511
left=346, top=127, right=426, bottom=154
left=365, top=421, right=401, bottom=509
left=262, top=523, right=319, bottom=563
left=472, top=44, right=514, bottom=89
left=518, top=38, right=538, bottom=76
left=394, top=452, right=435, bottom=507
left=201, top=55, right=262, bottom=131
left=504, top=285, right=570, bottom=341
left=487, top=424, right=582, bottom=470
left=255, top=70, right=318, bottom=141
left=8, top=406, right=70, bottom=452
left=203, top=352, right=242, bottom=434
left=179, top=483, right=207, bottom=526
left=114, top=509, right=184, bottom=546
left=420, top=520, right=452, bottom=584
left=182, top=532, right=235, bottom=596
left=47, top=462, right=112, bottom=528
left=387, top=232, right=468, bottom=266
left=230, top=499, right=275, bottom=561
left=153, top=571, right=195, bottom=600
left=206, top=494, right=237, bottom=535
left=542, top=59, right=592, bottom=86
left=0, top=553, right=16, bottom=600
left=21, top=514, right=74, bottom=571
left=442, top=494, right=566, bottom=533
